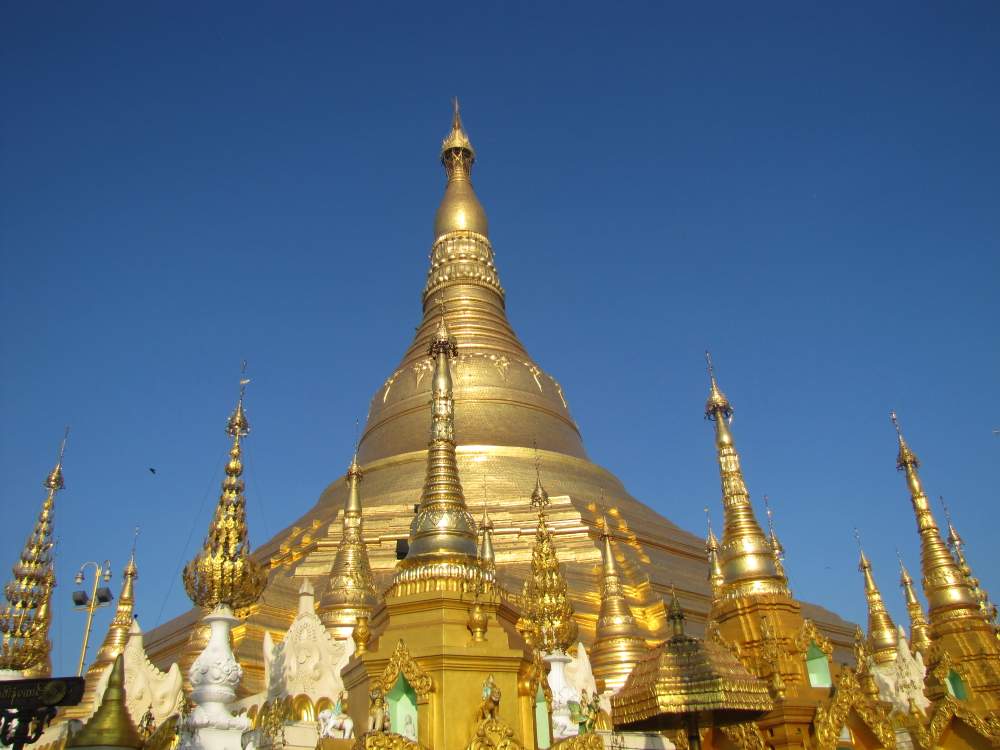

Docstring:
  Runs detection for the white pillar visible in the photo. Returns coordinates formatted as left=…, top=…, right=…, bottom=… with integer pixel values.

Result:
left=179, top=605, right=251, bottom=750
left=543, top=650, right=579, bottom=740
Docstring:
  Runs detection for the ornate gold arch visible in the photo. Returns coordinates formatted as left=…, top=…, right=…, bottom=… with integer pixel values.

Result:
left=795, top=618, right=833, bottom=657
left=378, top=639, right=433, bottom=699
left=812, top=669, right=896, bottom=750
left=911, top=695, right=1000, bottom=749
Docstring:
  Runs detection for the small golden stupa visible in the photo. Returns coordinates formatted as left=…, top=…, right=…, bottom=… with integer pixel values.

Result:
left=67, top=654, right=143, bottom=750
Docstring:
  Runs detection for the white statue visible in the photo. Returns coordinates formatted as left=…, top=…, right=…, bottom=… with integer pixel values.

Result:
left=317, top=692, right=354, bottom=740
left=870, top=627, right=929, bottom=716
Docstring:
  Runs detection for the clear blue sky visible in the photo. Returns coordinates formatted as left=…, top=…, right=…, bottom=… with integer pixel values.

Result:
left=2, top=3, right=998, bottom=677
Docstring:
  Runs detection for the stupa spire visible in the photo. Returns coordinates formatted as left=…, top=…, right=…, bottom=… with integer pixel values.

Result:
left=941, top=497, right=997, bottom=624
left=703, top=353, right=788, bottom=599
left=590, top=515, right=647, bottom=693
left=319, top=451, right=378, bottom=638
left=433, top=97, right=489, bottom=241
left=890, top=412, right=983, bottom=633
left=763, top=495, right=787, bottom=582
left=0, top=431, right=66, bottom=675
left=393, top=307, right=481, bottom=590
left=478, top=491, right=496, bottom=579
left=182, top=369, right=266, bottom=610
left=67, top=654, right=143, bottom=749
left=854, top=531, right=898, bottom=664
left=516, top=465, right=577, bottom=653
left=704, top=509, right=724, bottom=599
left=897, top=553, right=931, bottom=658
left=74, top=531, right=141, bottom=713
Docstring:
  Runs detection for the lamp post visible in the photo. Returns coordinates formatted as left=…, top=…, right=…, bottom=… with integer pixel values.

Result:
left=71, top=560, right=114, bottom=677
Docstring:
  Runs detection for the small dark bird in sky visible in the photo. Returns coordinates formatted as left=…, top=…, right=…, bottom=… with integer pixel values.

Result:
left=148, top=467, right=157, bottom=475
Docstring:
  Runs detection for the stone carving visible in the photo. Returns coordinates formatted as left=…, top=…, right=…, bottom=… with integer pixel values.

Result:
left=870, top=627, right=929, bottom=716
left=263, top=580, right=353, bottom=705
left=87, top=618, right=183, bottom=728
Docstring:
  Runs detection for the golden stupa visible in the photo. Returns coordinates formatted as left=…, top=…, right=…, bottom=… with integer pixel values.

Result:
left=143, top=101, right=855, bottom=693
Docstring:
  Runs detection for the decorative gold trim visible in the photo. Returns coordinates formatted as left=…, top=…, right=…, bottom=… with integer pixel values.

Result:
left=719, top=722, right=768, bottom=750
left=354, top=732, right=425, bottom=750
left=812, top=669, right=896, bottom=750
left=464, top=717, right=525, bottom=750
left=550, top=733, right=603, bottom=750
left=912, top=695, right=1000, bottom=749
left=378, top=640, right=433, bottom=698
left=794, top=618, right=832, bottom=657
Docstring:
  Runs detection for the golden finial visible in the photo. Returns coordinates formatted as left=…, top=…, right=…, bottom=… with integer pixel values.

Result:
left=516, top=477, right=577, bottom=653
left=182, top=366, right=266, bottom=611
left=591, top=508, right=646, bottom=692
left=667, top=588, right=685, bottom=638
left=0, top=433, right=66, bottom=673
left=68, top=654, right=143, bottom=749
left=891, top=410, right=919, bottom=469
left=319, top=449, right=377, bottom=637
left=704, top=508, right=724, bottom=599
left=434, top=98, right=488, bottom=239
left=704, top=351, right=733, bottom=420
left=896, top=551, right=931, bottom=658
left=530, top=443, right=550, bottom=511
left=702, top=356, right=787, bottom=599
left=889, top=414, right=987, bottom=653
left=441, top=96, right=475, bottom=166
left=763, top=495, right=787, bottom=581
left=854, top=530, right=898, bottom=664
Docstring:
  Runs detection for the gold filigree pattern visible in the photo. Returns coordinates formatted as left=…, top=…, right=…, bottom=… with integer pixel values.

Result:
left=914, top=695, right=1000, bottom=749
left=355, top=732, right=425, bottom=750
left=516, top=473, right=577, bottom=653
left=378, top=640, right=433, bottom=698
left=550, top=733, right=603, bottom=750
left=793, top=619, right=833, bottom=657
left=719, top=722, right=767, bottom=750
left=182, top=380, right=266, bottom=610
left=812, top=669, right=897, bottom=750
left=465, top=717, right=525, bottom=750
left=0, top=438, right=64, bottom=674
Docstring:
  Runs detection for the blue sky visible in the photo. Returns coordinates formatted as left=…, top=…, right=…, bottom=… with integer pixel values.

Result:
left=2, top=3, right=998, bottom=677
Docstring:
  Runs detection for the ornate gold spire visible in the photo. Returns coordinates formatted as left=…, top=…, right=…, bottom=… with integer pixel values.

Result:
left=0, top=433, right=66, bottom=674
left=854, top=532, right=898, bottom=664
left=763, top=495, right=787, bottom=582
left=516, top=468, right=577, bottom=653
left=319, top=451, right=377, bottom=636
left=897, top=554, right=931, bottom=658
left=68, top=654, right=143, bottom=749
left=478, top=500, right=496, bottom=579
left=703, top=353, right=788, bottom=600
left=393, top=310, right=482, bottom=591
left=590, top=515, right=647, bottom=693
left=890, top=412, right=984, bottom=633
left=182, top=373, right=266, bottom=611
left=705, top=509, right=724, bottom=599
left=941, top=497, right=998, bottom=624
left=433, top=97, right=489, bottom=240
left=76, top=536, right=140, bottom=713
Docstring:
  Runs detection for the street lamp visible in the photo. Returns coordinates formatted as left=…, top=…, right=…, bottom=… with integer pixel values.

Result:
left=71, top=559, right=114, bottom=676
